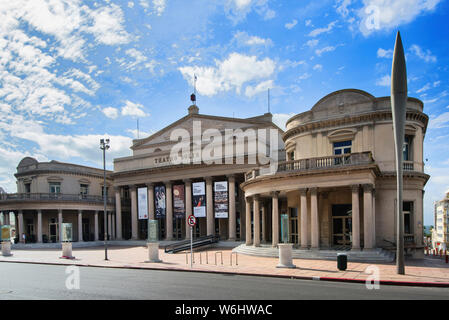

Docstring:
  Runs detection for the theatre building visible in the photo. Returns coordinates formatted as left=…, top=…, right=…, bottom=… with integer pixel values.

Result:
left=240, top=89, right=429, bottom=258
left=112, top=104, right=284, bottom=241
left=0, top=157, right=115, bottom=243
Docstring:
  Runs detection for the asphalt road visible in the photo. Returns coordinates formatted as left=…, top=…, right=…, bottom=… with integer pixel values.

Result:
left=0, top=262, right=448, bottom=300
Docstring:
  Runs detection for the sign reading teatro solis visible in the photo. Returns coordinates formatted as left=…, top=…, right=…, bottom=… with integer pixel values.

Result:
left=214, top=181, right=228, bottom=218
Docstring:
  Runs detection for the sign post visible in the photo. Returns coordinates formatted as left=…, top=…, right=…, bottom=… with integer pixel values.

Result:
left=187, top=215, right=197, bottom=268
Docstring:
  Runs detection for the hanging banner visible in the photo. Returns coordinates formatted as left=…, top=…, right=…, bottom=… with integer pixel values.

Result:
left=154, top=185, right=166, bottom=218
left=214, top=181, right=228, bottom=218
left=173, top=184, right=186, bottom=219
left=138, top=187, right=148, bottom=220
left=192, top=181, right=206, bottom=217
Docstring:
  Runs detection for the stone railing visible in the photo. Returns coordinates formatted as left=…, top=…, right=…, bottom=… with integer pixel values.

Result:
left=0, top=193, right=114, bottom=204
left=245, top=152, right=374, bottom=181
left=403, top=161, right=414, bottom=171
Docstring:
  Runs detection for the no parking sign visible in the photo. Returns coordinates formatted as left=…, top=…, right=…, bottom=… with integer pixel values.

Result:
left=188, top=214, right=196, bottom=227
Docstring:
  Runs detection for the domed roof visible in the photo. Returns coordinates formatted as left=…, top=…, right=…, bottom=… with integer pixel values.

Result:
left=311, top=89, right=375, bottom=112
left=17, top=157, right=38, bottom=168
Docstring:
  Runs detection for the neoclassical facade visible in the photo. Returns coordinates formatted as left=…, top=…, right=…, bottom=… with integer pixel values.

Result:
left=0, top=157, right=115, bottom=243
left=433, top=191, right=449, bottom=250
left=241, top=89, right=429, bottom=257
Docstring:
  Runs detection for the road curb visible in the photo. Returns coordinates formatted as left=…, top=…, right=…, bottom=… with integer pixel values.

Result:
left=1, top=259, right=449, bottom=288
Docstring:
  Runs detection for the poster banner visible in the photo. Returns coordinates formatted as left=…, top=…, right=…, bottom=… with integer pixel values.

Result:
left=155, top=185, right=166, bottom=218
left=192, top=181, right=206, bottom=218
left=138, top=187, right=148, bottom=220
left=173, top=184, right=186, bottom=219
left=62, top=223, right=73, bottom=242
left=214, top=181, right=228, bottom=218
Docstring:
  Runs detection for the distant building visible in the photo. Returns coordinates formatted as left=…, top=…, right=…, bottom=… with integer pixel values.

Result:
left=433, top=191, right=449, bottom=250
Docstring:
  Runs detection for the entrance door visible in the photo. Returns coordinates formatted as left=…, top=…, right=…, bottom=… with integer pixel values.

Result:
left=332, top=204, right=352, bottom=247
left=289, top=208, right=299, bottom=245
left=82, top=218, right=90, bottom=241
left=49, top=219, right=58, bottom=243
left=173, top=218, right=183, bottom=240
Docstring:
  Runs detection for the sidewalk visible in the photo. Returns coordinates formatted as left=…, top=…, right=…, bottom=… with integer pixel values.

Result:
left=1, top=245, right=449, bottom=287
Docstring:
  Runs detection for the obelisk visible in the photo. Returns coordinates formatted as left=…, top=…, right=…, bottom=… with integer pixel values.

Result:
left=391, top=31, right=407, bottom=275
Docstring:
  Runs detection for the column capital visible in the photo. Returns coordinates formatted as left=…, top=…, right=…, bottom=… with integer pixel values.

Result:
left=37, top=209, right=42, bottom=214
left=113, top=186, right=121, bottom=192
left=205, top=176, right=213, bottom=183
left=146, top=182, right=154, bottom=188
left=182, top=178, right=192, bottom=184
left=129, top=184, right=137, bottom=191
left=299, top=188, right=307, bottom=196
left=245, top=196, right=253, bottom=203
left=351, top=184, right=360, bottom=193
left=226, top=174, right=235, bottom=181
left=253, top=194, right=260, bottom=201
left=271, top=191, right=280, bottom=198
left=363, top=184, right=374, bottom=192
left=163, top=181, right=172, bottom=187
left=78, top=209, right=83, bottom=214
left=309, top=187, right=318, bottom=195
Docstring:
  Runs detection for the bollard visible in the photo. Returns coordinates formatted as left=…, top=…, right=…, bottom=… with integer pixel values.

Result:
left=61, top=242, right=74, bottom=259
left=185, top=251, right=188, bottom=264
left=215, top=251, right=223, bottom=265
left=230, top=252, right=238, bottom=266
left=145, top=242, right=162, bottom=263
left=276, top=243, right=296, bottom=269
left=1, top=241, right=12, bottom=257
left=200, top=252, right=202, bottom=264
left=337, top=253, right=348, bottom=271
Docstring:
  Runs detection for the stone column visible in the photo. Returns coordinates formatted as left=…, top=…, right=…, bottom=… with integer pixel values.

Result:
left=147, top=183, right=155, bottom=220
left=272, top=191, right=279, bottom=247
left=165, top=181, right=173, bottom=240
left=228, top=175, right=236, bottom=241
left=245, top=196, right=252, bottom=245
left=310, top=187, right=319, bottom=249
left=18, top=210, right=25, bottom=243
left=37, top=210, right=43, bottom=243
left=300, top=189, right=308, bottom=249
left=114, top=187, right=122, bottom=240
left=94, top=211, right=99, bottom=241
left=363, top=184, right=374, bottom=250
left=108, top=211, right=112, bottom=240
left=58, top=209, right=63, bottom=243
left=351, top=185, right=361, bottom=250
left=184, top=179, right=192, bottom=240
left=111, top=213, right=115, bottom=240
left=130, top=185, right=138, bottom=240
left=206, top=177, right=214, bottom=236
left=253, top=195, right=260, bottom=247
left=372, top=188, right=376, bottom=247
left=78, top=210, right=83, bottom=242
left=261, top=203, right=267, bottom=242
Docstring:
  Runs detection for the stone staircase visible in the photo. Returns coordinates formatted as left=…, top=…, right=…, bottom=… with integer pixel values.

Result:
left=232, top=244, right=395, bottom=263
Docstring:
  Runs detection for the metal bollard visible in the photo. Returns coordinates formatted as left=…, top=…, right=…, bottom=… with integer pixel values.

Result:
left=230, top=252, right=238, bottom=266
left=215, top=251, right=223, bottom=265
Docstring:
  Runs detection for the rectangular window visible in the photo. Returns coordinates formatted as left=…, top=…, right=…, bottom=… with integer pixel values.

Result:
left=102, top=186, right=109, bottom=197
left=80, top=184, right=89, bottom=195
left=49, top=182, right=61, bottom=194
left=403, top=201, right=413, bottom=235
left=333, top=140, right=352, bottom=155
left=25, top=183, right=31, bottom=193
left=403, top=136, right=412, bottom=161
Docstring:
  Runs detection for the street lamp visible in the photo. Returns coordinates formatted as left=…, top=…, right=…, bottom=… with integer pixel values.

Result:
left=100, top=138, right=110, bottom=261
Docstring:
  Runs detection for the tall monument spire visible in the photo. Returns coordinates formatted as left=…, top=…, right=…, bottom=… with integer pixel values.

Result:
left=391, top=31, right=407, bottom=275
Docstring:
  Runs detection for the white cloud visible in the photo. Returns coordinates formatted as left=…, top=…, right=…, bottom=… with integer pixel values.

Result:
left=233, top=31, right=273, bottom=47
left=285, top=19, right=298, bottom=30
left=245, top=79, right=273, bottom=98
left=375, top=74, right=391, bottom=87
left=416, top=83, right=431, bottom=94
left=102, top=107, right=119, bottom=119
left=429, top=111, right=449, bottom=129
left=153, top=0, right=167, bottom=16
left=306, top=39, right=319, bottom=48
left=225, top=0, right=275, bottom=23
left=308, top=21, right=337, bottom=37
left=377, top=48, right=393, bottom=58
left=121, top=101, right=149, bottom=118
left=313, top=64, right=323, bottom=71
left=315, top=45, right=337, bottom=56
left=410, top=44, right=437, bottom=63
left=179, top=52, right=276, bottom=97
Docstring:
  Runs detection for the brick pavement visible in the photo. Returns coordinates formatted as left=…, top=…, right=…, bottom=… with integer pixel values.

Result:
left=1, top=245, right=449, bottom=286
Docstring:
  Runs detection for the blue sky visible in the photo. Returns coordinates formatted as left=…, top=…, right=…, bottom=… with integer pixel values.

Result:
left=0, top=0, right=448, bottom=225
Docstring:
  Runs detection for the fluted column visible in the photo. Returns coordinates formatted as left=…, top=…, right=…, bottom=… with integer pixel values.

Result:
left=37, top=210, right=43, bottom=243
left=300, top=189, right=308, bottom=249
left=253, top=195, right=260, bottom=247
left=78, top=210, right=83, bottom=242
left=58, top=209, right=63, bottom=242
left=184, top=179, right=192, bottom=239
left=206, top=177, right=214, bottom=236
left=363, top=184, right=374, bottom=249
left=272, top=191, right=279, bottom=247
left=165, top=181, right=173, bottom=240
left=94, top=211, right=99, bottom=241
left=351, top=185, right=361, bottom=250
left=18, top=210, right=25, bottom=243
left=228, top=175, right=236, bottom=240
left=114, top=187, right=122, bottom=240
left=310, top=188, right=319, bottom=249
left=130, top=185, right=138, bottom=240
left=245, top=196, right=252, bottom=245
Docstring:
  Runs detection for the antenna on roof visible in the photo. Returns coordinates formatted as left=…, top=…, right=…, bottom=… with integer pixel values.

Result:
left=190, top=74, right=197, bottom=106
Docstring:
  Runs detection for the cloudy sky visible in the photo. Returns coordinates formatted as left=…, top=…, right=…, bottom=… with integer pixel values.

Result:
left=0, top=0, right=448, bottom=225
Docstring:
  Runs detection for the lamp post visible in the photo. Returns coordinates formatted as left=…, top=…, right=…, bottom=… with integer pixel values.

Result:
left=100, top=138, right=110, bottom=261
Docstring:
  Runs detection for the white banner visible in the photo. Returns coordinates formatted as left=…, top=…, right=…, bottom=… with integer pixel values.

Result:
left=138, top=187, right=148, bottom=219
left=192, top=181, right=206, bottom=217
left=214, top=181, right=228, bottom=218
